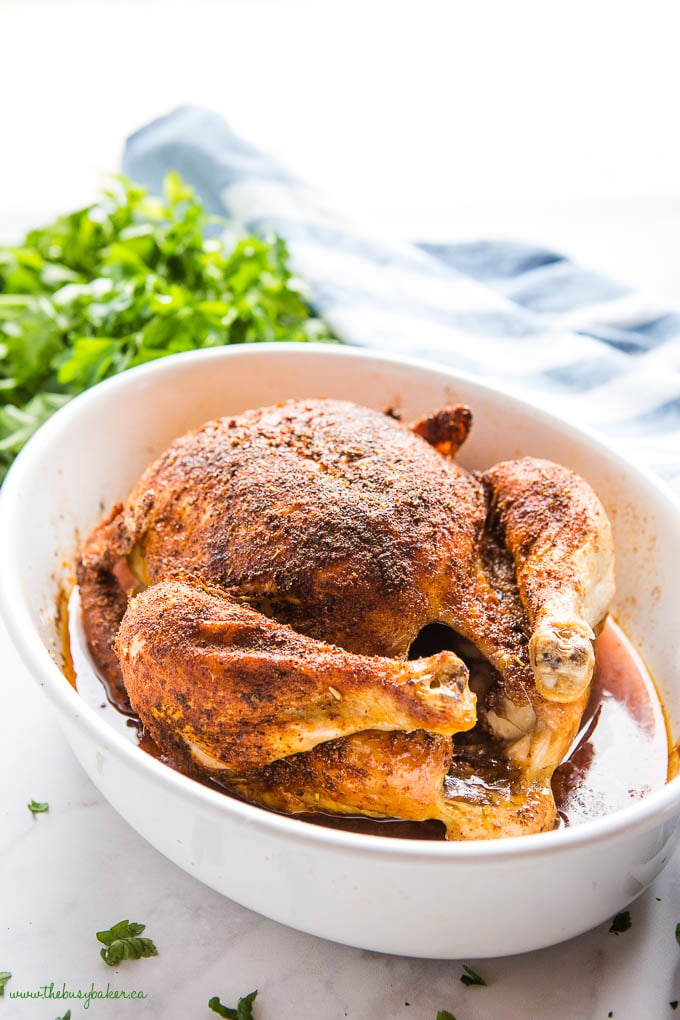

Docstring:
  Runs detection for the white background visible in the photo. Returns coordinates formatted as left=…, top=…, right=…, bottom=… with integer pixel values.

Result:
left=1, top=0, right=680, bottom=302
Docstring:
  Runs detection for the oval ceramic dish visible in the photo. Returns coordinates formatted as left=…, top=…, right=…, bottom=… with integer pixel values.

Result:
left=1, top=343, right=679, bottom=959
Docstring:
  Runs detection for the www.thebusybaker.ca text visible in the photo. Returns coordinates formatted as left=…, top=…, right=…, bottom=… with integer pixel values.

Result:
left=9, top=981, right=148, bottom=1009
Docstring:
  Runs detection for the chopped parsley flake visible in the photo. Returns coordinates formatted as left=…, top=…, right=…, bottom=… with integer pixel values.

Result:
left=609, top=911, right=632, bottom=935
left=27, top=800, right=49, bottom=814
left=460, top=964, right=487, bottom=986
left=0, top=972, right=11, bottom=996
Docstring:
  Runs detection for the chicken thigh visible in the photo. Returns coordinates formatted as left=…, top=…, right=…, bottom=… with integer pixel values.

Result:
left=78, top=398, right=615, bottom=839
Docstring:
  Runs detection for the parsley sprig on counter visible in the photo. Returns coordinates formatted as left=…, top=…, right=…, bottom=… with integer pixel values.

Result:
left=209, top=989, right=258, bottom=1018
left=96, top=919, right=158, bottom=966
left=0, top=172, right=335, bottom=481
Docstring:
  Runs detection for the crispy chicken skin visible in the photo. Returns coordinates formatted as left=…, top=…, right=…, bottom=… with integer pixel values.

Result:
left=116, top=578, right=476, bottom=771
left=78, top=398, right=615, bottom=840
left=80, top=399, right=482, bottom=662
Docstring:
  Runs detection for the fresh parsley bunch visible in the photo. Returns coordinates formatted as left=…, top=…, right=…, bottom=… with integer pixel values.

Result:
left=0, top=171, right=334, bottom=481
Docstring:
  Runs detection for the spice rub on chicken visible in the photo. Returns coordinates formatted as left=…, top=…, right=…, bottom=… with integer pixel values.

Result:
left=77, top=398, right=615, bottom=840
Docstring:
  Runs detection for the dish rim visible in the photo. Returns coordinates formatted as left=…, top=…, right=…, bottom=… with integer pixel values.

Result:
left=1, top=340, right=679, bottom=862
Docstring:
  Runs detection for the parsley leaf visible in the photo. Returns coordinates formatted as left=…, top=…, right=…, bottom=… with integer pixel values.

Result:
left=0, top=971, right=10, bottom=996
left=609, top=911, right=632, bottom=935
left=460, top=963, right=487, bottom=987
left=96, top=919, right=158, bottom=967
left=0, top=173, right=336, bottom=482
left=437, top=1011, right=457, bottom=1020
left=675, top=922, right=680, bottom=946
left=27, top=799, right=49, bottom=814
left=55, top=1011, right=72, bottom=1020
left=208, top=989, right=258, bottom=1018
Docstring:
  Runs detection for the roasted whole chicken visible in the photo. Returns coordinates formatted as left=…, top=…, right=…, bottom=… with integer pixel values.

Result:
left=78, top=398, right=615, bottom=840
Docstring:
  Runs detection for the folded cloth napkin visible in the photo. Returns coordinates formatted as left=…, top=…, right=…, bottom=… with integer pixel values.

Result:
left=124, top=106, right=680, bottom=496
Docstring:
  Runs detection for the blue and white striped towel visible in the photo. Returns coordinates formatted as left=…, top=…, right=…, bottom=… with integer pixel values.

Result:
left=124, top=106, right=680, bottom=496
